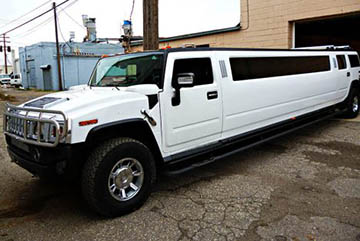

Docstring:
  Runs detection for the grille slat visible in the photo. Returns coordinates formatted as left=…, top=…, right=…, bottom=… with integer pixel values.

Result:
left=4, top=103, right=68, bottom=147
left=6, top=115, right=62, bottom=145
left=8, top=116, right=33, bottom=139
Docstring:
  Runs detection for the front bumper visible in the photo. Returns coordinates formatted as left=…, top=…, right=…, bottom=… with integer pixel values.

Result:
left=8, top=146, right=57, bottom=178
left=6, top=135, right=76, bottom=178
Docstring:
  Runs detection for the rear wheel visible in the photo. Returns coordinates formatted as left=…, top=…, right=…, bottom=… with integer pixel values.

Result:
left=343, top=88, right=359, bottom=118
left=82, top=137, right=156, bottom=217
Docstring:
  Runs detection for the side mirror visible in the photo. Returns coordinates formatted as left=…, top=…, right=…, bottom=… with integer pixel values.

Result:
left=172, top=73, right=195, bottom=106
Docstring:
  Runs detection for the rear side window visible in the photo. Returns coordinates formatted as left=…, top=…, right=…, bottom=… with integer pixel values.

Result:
left=349, top=55, right=360, bottom=67
left=172, top=58, right=213, bottom=86
left=230, top=56, right=330, bottom=81
left=336, top=55, right=347, bottom=70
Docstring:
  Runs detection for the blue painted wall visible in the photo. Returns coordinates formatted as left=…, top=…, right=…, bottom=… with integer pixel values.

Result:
left=19, top=42, right=124, bottom=90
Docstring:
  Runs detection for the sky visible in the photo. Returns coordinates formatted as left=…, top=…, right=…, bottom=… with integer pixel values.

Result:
left=0, top=0, right=240, bottom=65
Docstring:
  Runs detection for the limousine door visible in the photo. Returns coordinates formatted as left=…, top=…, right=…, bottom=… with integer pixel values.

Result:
left=160, top=53, right=222, bottom=154
left=335, top=55, right=351, bottom=98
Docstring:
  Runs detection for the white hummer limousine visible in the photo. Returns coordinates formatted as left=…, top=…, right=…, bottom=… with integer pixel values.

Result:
left=4, top=46, right=360, bottom=216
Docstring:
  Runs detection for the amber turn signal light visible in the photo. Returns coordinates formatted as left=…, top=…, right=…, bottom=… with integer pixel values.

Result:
left=79, top=119, right=98, bottom=126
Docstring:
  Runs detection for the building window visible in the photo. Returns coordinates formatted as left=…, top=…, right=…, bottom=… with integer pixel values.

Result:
left=172, top=58, right=213, bottom=86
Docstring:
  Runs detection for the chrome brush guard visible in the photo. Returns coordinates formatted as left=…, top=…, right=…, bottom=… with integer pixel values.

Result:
left=3, top=103, right=68, bottom=147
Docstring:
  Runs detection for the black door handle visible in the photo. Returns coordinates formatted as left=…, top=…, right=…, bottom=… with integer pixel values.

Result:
left=347, top=72, right=350, bottom=77
left=207, top=91, right=218, bottom=100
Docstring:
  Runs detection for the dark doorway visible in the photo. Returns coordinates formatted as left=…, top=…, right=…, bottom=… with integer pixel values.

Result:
left=41, top=66, right=53, bottom=91
left=295, top=13, right=360, bottom=53
left=26, top=60, right=37, bottom=88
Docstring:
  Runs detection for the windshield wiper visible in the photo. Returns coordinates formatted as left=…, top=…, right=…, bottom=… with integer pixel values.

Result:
left=97, top=83, right=123, bottom=90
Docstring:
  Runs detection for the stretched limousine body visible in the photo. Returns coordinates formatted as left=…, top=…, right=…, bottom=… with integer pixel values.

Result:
left=161, top=46, right=360, bottom=161
left=4, top=46, right=360, bottom=216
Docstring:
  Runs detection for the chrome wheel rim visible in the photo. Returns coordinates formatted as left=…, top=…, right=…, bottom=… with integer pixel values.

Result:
left=108, top=158, right=144, bottom=201
left=353, top=96, right=359, bottom=113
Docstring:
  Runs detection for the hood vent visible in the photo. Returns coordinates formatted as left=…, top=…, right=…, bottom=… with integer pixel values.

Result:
left=24, top=97, right=67, bottom=109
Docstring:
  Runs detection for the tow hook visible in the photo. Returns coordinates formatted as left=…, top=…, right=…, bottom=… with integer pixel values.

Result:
left=141, top=109, right=157, bottom=126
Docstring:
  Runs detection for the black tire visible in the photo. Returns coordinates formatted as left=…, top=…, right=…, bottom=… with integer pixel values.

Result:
left=342, top=88, right=360, bottom=119
left=82, top=137, right=156, bottom=217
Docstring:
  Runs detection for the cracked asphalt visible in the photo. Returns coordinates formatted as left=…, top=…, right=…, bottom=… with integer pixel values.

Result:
left=1, top=88, right=360, bottom=241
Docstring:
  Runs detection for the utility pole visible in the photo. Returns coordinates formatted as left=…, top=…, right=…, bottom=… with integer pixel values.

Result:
left=2, top=34, right=8, bottom=74
left=143, top=0, right=159, bottom=50
left=53, top=2, right=63, bottom=91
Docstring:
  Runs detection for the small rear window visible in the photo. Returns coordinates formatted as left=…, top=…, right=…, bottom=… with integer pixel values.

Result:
left=349, top=55, right=360, bottom=67
left=336, top=55, right=347, bottom=70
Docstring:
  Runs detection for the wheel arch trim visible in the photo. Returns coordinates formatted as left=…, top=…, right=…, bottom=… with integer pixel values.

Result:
left=350, top=79, right=360, bottom=90
left=86, top=118, right=144, bottom=140
left=85, top=118, right=164, bottom=165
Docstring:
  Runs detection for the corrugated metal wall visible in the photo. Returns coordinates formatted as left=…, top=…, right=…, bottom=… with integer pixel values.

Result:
left=19, top=42, right=123, bottom=90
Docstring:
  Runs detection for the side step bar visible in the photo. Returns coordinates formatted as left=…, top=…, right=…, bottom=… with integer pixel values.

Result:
left=164, top=158, right=217, bottom=176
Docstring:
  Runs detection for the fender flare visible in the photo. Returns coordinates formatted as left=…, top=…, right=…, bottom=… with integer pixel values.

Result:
left=85, top=118, right=164, bottom=167
left=350, top=79, right=360, bottom=91
left=85, top=118, right=144, bottom=142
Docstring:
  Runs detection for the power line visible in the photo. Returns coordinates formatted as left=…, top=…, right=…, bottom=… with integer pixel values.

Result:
left=11, top=16, right=53, bottom=39
left=130, top=0, right=135, bottom=21
left=0, top=0, right=51, bottom=29
left=57, top=16, right=67, bottom=41
left=10, top=0, right=79, bottom=39
left=57, top=15, right=72, bottom=48
left=7, top=58, right=13, bottom=65
left=59, top=6, right=85, bottom=29
left=1, top=0, right=70, bottom=36
left=7, top=2, right=78, bottom=56
left=8, top=40, right=29, bottom=45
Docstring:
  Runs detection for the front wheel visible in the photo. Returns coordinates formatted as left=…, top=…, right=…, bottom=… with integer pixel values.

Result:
left=82, top=137, right=156, bottom=217
left=343, top=88, right=359, bottom=119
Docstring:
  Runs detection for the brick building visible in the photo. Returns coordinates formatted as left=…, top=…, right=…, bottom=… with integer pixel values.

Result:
left=132, top=0, right=360, bottom=52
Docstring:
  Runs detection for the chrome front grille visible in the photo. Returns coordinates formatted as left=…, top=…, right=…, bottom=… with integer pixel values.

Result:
left=4, top=103, right=68, bottom=147
left=8, top=116, right=24, bottom=136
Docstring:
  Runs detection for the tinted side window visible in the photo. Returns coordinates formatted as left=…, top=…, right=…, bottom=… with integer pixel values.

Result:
left=172, top=58, right=213, bottom=86
left=336, top=55, right=347, bottom=70
left=349, top=55, right=360, bottom=67
left=230, top=56, right=330, bottom=81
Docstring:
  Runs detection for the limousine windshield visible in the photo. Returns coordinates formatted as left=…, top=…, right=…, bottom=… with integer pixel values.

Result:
left=89, top=52, right=164, bottom=87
